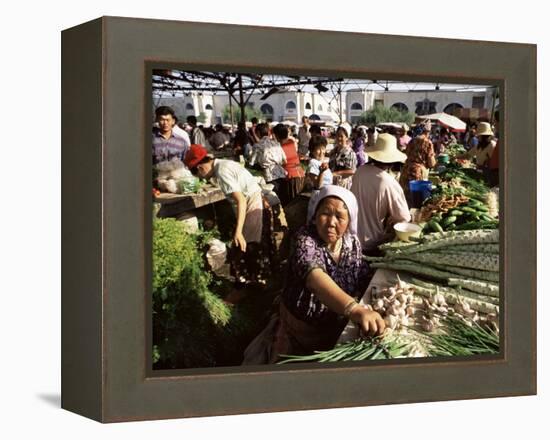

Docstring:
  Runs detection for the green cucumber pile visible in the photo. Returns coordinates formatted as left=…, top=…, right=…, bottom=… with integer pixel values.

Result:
left=424, top=197, right=498, bottom=233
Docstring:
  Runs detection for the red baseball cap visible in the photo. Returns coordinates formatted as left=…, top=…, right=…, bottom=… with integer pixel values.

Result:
left=184, top=144, right=208, bottom=169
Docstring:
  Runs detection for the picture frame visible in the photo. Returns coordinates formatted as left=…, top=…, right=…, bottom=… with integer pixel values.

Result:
left=61, top=16, right=536, bottom=422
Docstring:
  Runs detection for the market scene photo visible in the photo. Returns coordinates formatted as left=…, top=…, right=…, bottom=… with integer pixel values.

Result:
left=151, top=70, right=500, bottom=370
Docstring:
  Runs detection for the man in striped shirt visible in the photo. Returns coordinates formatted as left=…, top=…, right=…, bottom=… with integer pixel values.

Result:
left=152, top=106, right=189, bottom=164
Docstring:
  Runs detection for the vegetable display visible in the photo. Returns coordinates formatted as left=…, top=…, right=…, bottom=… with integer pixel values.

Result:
left=278, top=153, right=502, bottom=365
left=277, top=277, right=500, bottom=364
left=420, top=159, right=498, bottom=232
left=370, top=229, right=498, bottom=274
left=421, top=315, right=500, bottom=356
left=367, top=229, right=500, bottom=321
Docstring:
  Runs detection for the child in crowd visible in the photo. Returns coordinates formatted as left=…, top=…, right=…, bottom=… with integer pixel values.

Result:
left=306, top=135, right=334, bottom=221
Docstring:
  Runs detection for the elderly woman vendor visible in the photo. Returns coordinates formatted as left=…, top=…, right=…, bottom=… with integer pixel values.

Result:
left=184, top=144, right=273, bottom=286
left=270, top=185, right=385, bottom=362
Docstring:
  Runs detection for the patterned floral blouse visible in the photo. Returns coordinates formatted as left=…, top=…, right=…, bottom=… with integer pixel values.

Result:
left=329, top=143, right=357, bottom=189
left=328, top=143, right=357, bottom=173
left=399, top=135, right=436, bottom=190
left=282, top=225, right=370, bottom=327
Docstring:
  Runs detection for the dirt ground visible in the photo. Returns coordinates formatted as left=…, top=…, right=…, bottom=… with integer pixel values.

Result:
left=206, top=195, right=311, bottom=366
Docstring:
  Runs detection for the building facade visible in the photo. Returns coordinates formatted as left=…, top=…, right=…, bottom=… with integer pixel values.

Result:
left=155, top=88, right=496, bottom=126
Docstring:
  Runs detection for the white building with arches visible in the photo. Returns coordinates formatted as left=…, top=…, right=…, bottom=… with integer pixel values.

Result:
left=154, top=87, right=495, bottom=126
left=345, top=88, right=495, bottom=124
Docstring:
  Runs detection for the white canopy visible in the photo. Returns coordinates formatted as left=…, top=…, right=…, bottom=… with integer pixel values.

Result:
left=420, top=113, right=467, bottom=132
left=281, top=120, right=298, bottom=127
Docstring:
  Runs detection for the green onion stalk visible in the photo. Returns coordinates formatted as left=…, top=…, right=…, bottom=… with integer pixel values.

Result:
left=277, top=333, right=412, bottom=364
left=418, top=315, right=500, bottom=357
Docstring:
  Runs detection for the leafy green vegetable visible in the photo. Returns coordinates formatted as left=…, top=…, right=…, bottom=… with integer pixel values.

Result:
left=153, top=217, right=232, bottom=368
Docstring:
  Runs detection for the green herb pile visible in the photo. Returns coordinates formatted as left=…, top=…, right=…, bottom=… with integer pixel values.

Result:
left=152, top=217, right=232, bottom=368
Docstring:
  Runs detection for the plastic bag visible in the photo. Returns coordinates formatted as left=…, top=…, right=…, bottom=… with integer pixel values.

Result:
left=177, top=176, right=201, bottom=194
left=206, top=239, right=227, bottom=271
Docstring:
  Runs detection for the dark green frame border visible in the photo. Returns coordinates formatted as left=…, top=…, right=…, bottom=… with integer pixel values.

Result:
left=61, top=16, right=536, bottom=422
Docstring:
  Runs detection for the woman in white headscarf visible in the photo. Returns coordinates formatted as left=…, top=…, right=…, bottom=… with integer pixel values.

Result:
left=268, top=185, right=385, bottom=362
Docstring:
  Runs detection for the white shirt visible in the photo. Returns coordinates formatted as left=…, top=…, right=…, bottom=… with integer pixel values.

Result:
left=351, top=164, right=411, bottom=251
left=171, top=125, right=191, bottom=149
left=253, top=137, right=288, bottom=182
left=307, top=158, right=333, bottom=188
left=213, top=159, right=262, bottom=200
left=297, top=125, right=311, bottom=154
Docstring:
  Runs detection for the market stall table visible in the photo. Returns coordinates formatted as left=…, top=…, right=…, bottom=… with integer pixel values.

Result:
left=154, top=183, right=226, bottom=218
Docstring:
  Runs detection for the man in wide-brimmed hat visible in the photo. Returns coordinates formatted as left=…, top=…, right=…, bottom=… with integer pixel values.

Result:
left=351, top=133, right=411, bottom=255
left=462, top=121, right=496, bottom=169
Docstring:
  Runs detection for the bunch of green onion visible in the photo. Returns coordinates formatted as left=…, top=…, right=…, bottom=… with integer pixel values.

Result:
left=277, top=334, right=412, bottom=364
left=422, top=315, right=499, bottom=357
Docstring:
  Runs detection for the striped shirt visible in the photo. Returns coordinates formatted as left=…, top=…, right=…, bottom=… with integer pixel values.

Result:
left=152, top=129, right=189, bottom=164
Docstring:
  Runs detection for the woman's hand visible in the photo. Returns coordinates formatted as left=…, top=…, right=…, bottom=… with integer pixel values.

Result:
left=349, top=306, right=386, bottom=336
left=233, top=231, right=247, bottom=252
left=231, top=191, right=248, bottom=252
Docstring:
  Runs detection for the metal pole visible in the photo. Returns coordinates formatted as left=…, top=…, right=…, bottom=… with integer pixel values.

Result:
left=490, top=87, right=497, bottom=124
left=238, top=74, right=246, bottom=124
left=339, top=87, right=343, bottom=124
left=229, top=92, right=234, bottom=127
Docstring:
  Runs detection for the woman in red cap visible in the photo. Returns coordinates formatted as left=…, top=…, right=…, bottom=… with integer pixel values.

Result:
left=184, top=144, right=274, bottom=287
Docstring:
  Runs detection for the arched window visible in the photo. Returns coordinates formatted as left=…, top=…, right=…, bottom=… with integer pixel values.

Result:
left=285, top=101, right=297, bottom=110
left=185, top=103, right=194, bottom=110
left=205, top=104, right=213, bottom=110
left=443, top=102, right=463, bottom=115
left=305, top=102, right=312, bottom=110
left=328, top=106, right=333, bottom=112
left=415, top=99, right=436, bottom=115
left=350, top=102, right=363, bottom=110
left=391, top=102, right=409, bottom=112
left=317, top=104, right=323, bottom=111
left=260, top=103, right=274, bottom=115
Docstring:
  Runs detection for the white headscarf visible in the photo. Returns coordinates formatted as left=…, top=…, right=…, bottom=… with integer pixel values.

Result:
left=307, top=185, right=358, bottom=236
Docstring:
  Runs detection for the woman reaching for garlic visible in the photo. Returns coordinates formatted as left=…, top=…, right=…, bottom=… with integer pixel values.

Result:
left=268, top=185, right=386, bottom=362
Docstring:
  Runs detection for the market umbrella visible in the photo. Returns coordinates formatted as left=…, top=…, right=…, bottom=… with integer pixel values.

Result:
left=420, top=113, right=467, bottom=132
left=281, top=120, right=298, bottom=126
left=378, top=122, right=404, bottom=129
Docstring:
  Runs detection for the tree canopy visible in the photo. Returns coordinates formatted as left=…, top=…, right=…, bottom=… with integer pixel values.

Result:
left=359, top=104, right=415, bottom=126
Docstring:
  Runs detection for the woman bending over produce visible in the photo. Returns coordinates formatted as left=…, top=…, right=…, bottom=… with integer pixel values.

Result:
left=269, top=185, right=385, bottom=362
left=184, top=144, right=274, bottom=287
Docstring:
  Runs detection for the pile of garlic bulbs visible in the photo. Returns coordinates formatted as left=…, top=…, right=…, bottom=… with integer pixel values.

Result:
left=371, top=284, right=416, bottom=331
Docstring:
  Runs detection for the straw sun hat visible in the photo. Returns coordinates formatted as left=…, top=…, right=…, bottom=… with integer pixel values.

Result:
left=365, top=133, right=407, bottom=163
left=476, top=121, right=494, bottom=136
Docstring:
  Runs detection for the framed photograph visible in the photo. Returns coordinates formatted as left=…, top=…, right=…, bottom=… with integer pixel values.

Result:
left=62, top=16, right=536, bottom=422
